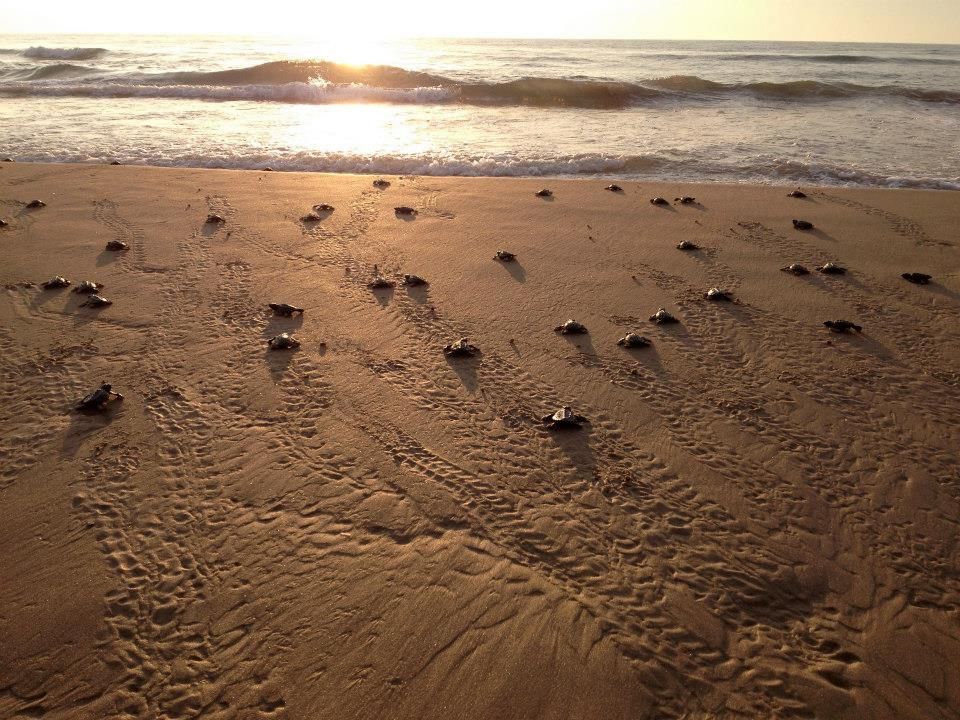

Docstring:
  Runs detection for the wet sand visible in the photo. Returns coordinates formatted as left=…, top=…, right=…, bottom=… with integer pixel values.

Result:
left=1, top=163, right=959, bottom=719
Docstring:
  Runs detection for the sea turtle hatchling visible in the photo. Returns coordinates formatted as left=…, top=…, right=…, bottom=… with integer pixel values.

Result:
left=541, top=406, right=588, bottom=430
left=792, top=219, right=814, bottom=231
left=403, top=274, right=428, bottom=286
left=617, top=333, right=651, bottom=348
left=605, top=184, right=623, bottom=192
left=535, top=189, right=553, bottom=197
left=649, top=308, right=679, bottom=324
left=494, top=250, right=516, bottom=262
left=677, top=240, right=699, bottom=251
left=554, top=319, right=588, bottom=335
left=824, top=320, right=862, bottom=333
left=650, top=197, right=669, bottom=206
left=781, top=263, right=810, bottom=275
left=675, top=196, right=696, bottom=204
left=80, top=294, right=113, bottom=308
left=25, top=200, right=46, bottom=209
left=443, top=338, right=480, bottom=357
left=368, top=276, right=395, bottom=289
left=373, top=179, right=391, bottom=188
left=73, top=280, right=104, bottom=294
left=205, top=214, right=225, bottom=224
left=704, top=287, right=733, bottom=301
left=269, top=302, right=304, bottom=317
left=394, top=206, right=417, bottom=216
left=902, top=272, right=932, bottom=284
left=787, top=189, right=807, bottom=198
left=76, top=383, right=123, bottom=411
left=300, top=212, right=323, bottom=222
left=42, top=276, right=71, bottom=289
left=268, top=333, right=301, bottom=350
left=105, top=240, right=128, bottom=251
left=0, top=219, right=8, bottom=227
left=818, top=262, right=846, bottom=274
left=312, top=203, right=335, bottom=213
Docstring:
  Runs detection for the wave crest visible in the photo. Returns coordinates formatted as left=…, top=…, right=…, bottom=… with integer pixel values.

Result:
left=22, top=46, right=107, bottom=60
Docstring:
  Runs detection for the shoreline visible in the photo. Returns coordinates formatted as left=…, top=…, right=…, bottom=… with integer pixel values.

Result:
left=2, top=162, right=959, bottom=719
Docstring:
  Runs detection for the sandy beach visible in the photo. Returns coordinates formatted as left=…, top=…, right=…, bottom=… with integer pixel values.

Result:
left=1, top=162, right=959, bottom=719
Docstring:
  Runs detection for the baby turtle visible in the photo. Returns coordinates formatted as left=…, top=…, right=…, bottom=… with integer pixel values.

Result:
left=824, top=320, right=862, bottom=333
left=792, top=219, right=814, bottom=231
left=649, top=308, right=679, bottom=324
left=443, top=338, right=480, bottom=357
left=76, top=383, right=123, bottom=411
left=781, top=263, right=810, bottom=275
left=704, top=287, right=732, bottom=301
left=541, top=406, right=588, bottom=430
left=818, top=262, right=846, bottom=275
left=42, top=276, right=71, bottom=289
left=268, top=333, right=301, bottom=350
left=902, top=272, right=932, bottom=284
left=109, top=160, right=122, bottom=166
left=313, top=203, right=335, bottom=212
left=605, top=184, right=623, bottom=192
left=26, top=200, right=46, bottom=209
left=554, top=319, right=588, bottom=335
left=494, top=250, right=516, bottom=262
left=205, top=214, right=225, bottom=224
left=269, top=302, right=304, bottom=317
left=73, top=280, right=104, bottom=294
left=617, top=333, right=651, bottom=348
left=650, top=197, right=669, bottom=206
left=368, top=276, right=395, bottom=289
left=675, top=196, right=696, bottom=204
left=403, top=274, right=428, bottom=286
left=105, top=240, right=128, bottom=251
left=80, top=294, right=113, bottom=308
left=373, top=179, right=391, bottom=188
left=535, top=189, right=553, bottom=198
left=394, top=206, right=417, bottom=216
left=677, top=240, right=699, bottom=251
left=787, top=189, right=807, bottom=198
left=1, top=157, right=13, bottom=162
left=300, top=212, right=323, bottom=222
left=0, top=219, right=8, bottom=227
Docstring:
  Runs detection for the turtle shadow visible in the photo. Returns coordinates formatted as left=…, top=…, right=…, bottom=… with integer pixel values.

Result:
left=652, top=204, right=677, bottom=213
left=31, top=286, right=68, bottom=307
left=677, top=202, right=707, bottom=212
left=311, top=208, right=335, bottom=221
left=536, top=195, right=555, bottom=202
left=445, top=354, right=480, bottom=392
left=621, top=345, right=668, bottom=378
left=265, top=347, right=298, bottom=376
left=263, top=314, right=304, bottom=338
left=807, top=229, right=837, bottom=243
left=371, top=286, right=395, bottom=307
left=15, top=205, right=46, bottom=218
left=394, top=211, right=417, bottom=222
left=917, top=282, right=960, bottom=303
left=201, top=222, right=223, bottom=238
left=499, top=260, right=526, bottom=283
left=829, top=331, right=896, bottom=363
left=406, top=284, right=430, bottom=305
left=96, top=250, right=124, bottom=267
left=61, top=403, right=124, bottom=458
left=651, top=321, right=697, bottom=349
left=545, top=425, right=597, bottom=475
left=558, top=332, right=595, bottom=356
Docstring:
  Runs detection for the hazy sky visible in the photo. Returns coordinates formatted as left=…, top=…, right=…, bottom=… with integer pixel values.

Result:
left=1, top=0, right=958, bottom=43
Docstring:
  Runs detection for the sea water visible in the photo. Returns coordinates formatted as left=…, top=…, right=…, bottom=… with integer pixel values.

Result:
left=1, top=35, right=958, bottom=188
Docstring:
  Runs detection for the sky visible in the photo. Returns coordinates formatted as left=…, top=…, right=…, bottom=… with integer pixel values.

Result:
left=1, top=0, right=958, bottom=43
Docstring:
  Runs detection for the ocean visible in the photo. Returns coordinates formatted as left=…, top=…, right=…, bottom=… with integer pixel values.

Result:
left=1, top=35, right=958, bottom=188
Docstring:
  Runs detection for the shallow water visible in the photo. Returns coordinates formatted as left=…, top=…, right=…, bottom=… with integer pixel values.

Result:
left=1, top=35, right=958, bottom=187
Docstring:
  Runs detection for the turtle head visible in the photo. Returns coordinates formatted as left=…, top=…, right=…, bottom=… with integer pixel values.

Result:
left=101, top=383, right=112, bottom=391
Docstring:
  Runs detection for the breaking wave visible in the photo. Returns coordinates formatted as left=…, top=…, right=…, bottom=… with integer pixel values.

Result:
left=21, top=46, right=107, bottom=60
left=1, top=60, right=958, bottom=107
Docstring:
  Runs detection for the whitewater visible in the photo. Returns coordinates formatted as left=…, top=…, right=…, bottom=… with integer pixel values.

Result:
left=1, top=35, right=958, bottom=188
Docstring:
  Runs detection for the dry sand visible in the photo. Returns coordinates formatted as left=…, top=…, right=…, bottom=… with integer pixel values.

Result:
left=1, top=163, right=959, bottom=720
